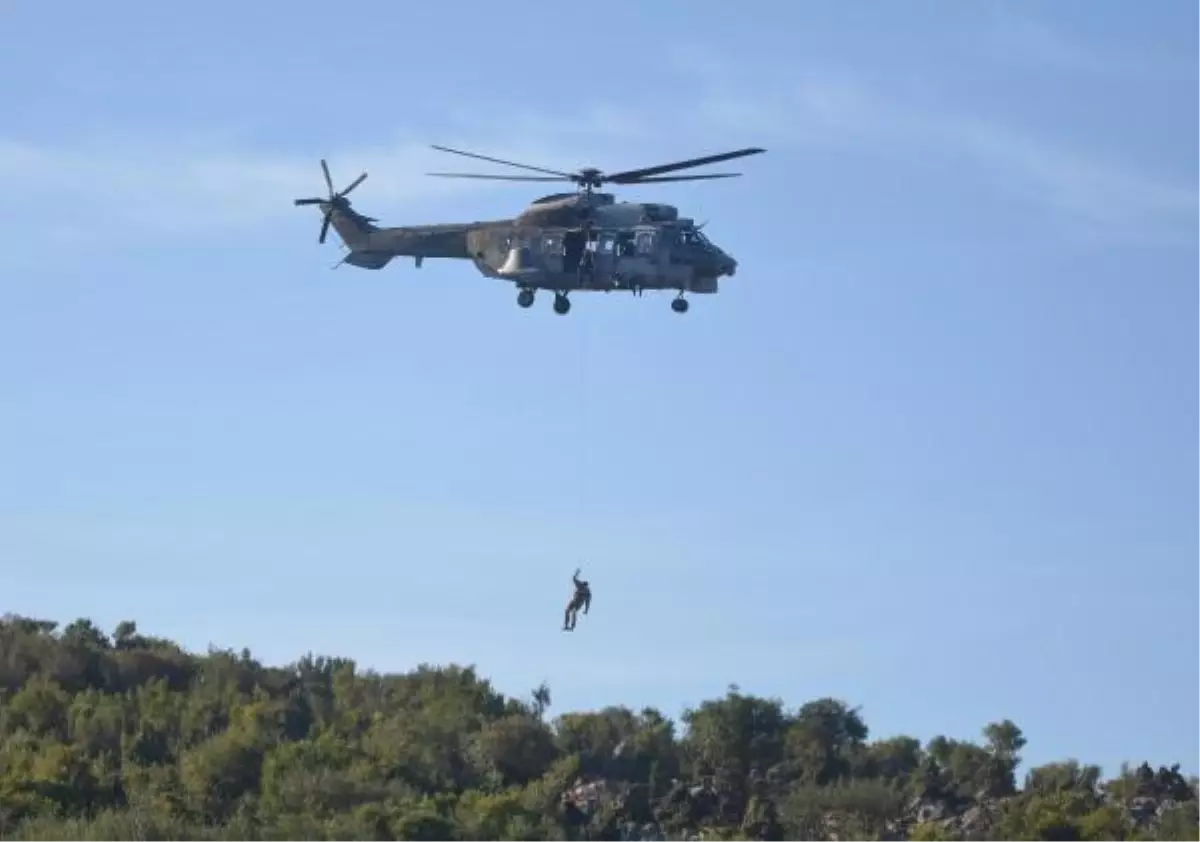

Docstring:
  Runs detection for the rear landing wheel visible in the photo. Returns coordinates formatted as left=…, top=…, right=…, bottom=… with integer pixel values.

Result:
left=553, top=293, right=571, bottom=315
left=671, top=297, right=689, bottom=314
left=517, top=288, right=535, bottom=308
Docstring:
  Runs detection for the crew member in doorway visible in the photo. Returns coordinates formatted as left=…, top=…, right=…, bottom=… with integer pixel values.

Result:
left=578, top=222, right=597, bottom=286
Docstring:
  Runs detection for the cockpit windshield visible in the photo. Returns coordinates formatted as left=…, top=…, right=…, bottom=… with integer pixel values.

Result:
left=678, top=226, right=714, bottom=249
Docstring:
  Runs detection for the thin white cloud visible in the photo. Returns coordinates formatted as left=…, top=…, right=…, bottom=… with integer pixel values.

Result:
left=668, top=44, right=1198, bottom=243
left=1, top=41, right=1194, bottom=247
left=946, top=118, right=1198, bottom=233
left=0, top=132, right=575, bottom=237
left=891, top=105, right=1197, bottom=243
left=981, top=4, right=1189, bottom=78
left=0, top=90, right=732, bottom=246
left=0, top=105, right=659, bottom=243
left=984, top=5, right=1118, bottom=74
left=467, top=103, right=653, bottom=144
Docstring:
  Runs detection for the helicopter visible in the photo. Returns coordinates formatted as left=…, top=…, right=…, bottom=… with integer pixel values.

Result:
left=293, top=144, right=765, bottom=315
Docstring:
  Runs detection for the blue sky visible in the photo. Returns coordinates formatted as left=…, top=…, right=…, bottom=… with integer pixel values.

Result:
left=1, top=0, right=1196, bottom=777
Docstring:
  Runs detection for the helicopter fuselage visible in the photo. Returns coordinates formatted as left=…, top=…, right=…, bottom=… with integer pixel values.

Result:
left=321, top=191, right=738, bottom=310
left=296, top=144, right=762, bottom=314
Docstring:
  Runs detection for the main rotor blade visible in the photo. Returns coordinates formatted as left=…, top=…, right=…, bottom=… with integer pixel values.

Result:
left=340, top=172, right=367, bottom=196
left=320, top=159, right=334, bottom=194
left=294, top=197, right=325, bottom=205
left=605, top=147, right=765, bottom=183
left=426, top=172, right=570, bottom=182
left=625, top=173, right=743, bottom=183
left=430, top=145, right=575, bottom=178
left=319, top=213, right=331, bottom=245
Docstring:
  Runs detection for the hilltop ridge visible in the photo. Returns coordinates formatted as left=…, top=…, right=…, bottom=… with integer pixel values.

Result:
left=0, top=613, right=1195, bottom=841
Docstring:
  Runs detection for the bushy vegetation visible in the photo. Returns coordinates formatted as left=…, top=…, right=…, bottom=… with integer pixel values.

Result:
left=0, top=613, right=1195, bottom=840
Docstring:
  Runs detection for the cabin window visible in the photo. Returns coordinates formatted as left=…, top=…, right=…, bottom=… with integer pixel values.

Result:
left=597, top=232, right=615, bottom=253
left=635, top=230, right=656, bottom=254
left=540, top=234, right=563, bottom=254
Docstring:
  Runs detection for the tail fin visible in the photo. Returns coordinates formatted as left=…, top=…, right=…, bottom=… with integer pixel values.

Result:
left=327, top=205, right=378, bottom=249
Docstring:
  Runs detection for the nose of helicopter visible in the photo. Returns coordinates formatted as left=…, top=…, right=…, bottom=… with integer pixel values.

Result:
left=709, top=252, right=737, bottom=278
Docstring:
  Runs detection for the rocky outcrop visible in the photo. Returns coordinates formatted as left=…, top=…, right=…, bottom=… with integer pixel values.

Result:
left=852, top=788, right=1195, bottom=842
left=555, top=771, right=1198, bottom=841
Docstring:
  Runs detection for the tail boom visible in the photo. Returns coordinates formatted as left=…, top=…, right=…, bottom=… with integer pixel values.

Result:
left=327, top=222, right=473, bottom=271
left=375, top=224, right=472, bottom=260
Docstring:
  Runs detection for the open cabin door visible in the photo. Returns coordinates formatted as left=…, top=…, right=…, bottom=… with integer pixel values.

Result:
left=539, top=231, right=565, bottom=275
left=587, top=230, right=618, bottom=284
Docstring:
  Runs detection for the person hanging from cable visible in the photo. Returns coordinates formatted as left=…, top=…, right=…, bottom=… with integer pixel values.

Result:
left=562, top=567, right=592, bottom=631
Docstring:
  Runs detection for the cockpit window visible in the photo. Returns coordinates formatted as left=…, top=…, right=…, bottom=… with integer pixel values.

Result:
left=675, top=227, right=710, bottom=247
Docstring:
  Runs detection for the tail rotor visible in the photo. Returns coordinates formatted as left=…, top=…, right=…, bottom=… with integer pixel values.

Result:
left=293, top=159, right=369, bottom=244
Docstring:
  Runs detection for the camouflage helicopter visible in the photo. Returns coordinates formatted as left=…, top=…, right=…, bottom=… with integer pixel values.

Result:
left=293, top=144, right=764, bottom=314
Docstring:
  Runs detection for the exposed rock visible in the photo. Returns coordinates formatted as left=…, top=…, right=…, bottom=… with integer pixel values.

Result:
left=562, top=768, right=1194, bottom=841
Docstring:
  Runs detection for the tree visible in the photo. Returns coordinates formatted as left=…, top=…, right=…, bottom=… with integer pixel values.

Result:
left=473, top=713, right=558, bottom=787
left=61, top=619, right=111, bottom=650
left=1025, top=761, right=1102, bottom=797
left=784, top=697, right=869, bottom=786
left=865, top=735, right=924, bottom=783
left=981, top=719, right=1026, bottom=797
left=530, top=682, right=552, bottom=720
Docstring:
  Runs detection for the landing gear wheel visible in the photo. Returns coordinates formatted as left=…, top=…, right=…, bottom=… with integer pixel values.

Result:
left=671, top=297, right=690, bottom=314
left=553, top=293, right=571, bottom=315
left=517, top=288, right=535, bottom=308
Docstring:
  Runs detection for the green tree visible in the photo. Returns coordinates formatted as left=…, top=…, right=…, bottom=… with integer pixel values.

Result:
left=473, top=713, right=558, bottom=787
left=1025, top=761, right=1102, bottom=797
left=982, top=719, right=1026, bottom=797
left=783, top=697, right=868, bottom=786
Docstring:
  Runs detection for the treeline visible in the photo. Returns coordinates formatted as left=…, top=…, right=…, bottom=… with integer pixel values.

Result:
left=0, top=614, right=1195, bottom=840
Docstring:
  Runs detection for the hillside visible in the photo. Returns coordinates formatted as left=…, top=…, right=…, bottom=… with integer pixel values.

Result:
left=0, top=613, right=1195, bottom=841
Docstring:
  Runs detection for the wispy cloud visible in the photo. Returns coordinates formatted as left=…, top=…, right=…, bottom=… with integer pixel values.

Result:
left=667, top=43, right=1198, bottom=244
left=905, top=110, right=1194, bottom=244
left=1, top=39, right=1194, bottom=247
left=981, top=4, right=1190, bottom=78
left=944, top=119, right=1198, bottom=234
left=984, top=5, right=1120, bottom=75
left=0, top=103, right=660, bottom=243
left=0, top=132, right=586, bottom=238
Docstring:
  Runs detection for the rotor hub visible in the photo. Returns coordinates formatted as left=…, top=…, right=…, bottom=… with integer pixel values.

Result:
left=577, top=168, right=604, bottom=191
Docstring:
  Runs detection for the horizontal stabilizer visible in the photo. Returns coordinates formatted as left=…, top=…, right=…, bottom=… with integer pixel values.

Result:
left=342, top=251, right=393, bottom=270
